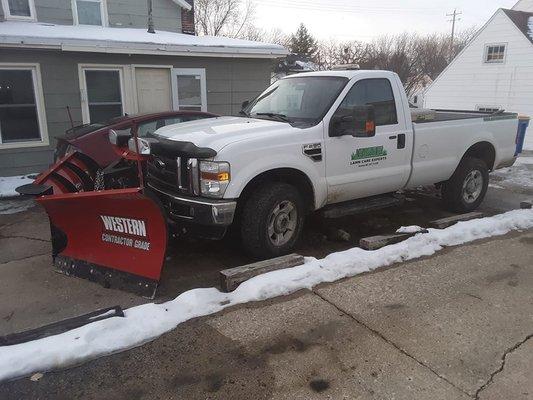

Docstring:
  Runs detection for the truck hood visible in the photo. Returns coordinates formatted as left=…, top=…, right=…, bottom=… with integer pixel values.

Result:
left=152, top=116, right=295, bottom=153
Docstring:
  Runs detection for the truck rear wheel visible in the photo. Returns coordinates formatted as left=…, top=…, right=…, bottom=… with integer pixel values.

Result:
left=241, top=182, right=304, bottom=259
left=441, top=157, right=489, bottom=213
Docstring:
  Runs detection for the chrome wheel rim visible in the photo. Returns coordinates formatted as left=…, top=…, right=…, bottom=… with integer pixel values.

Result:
left=267, top=200, right=297, bottom=247
left=462, top=169, right=483, bottom=204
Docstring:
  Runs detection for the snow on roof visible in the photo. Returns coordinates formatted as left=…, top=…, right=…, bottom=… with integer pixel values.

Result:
left=171, top=0, right=192, bottom=11
left=0, top=22, right=288, bottom=58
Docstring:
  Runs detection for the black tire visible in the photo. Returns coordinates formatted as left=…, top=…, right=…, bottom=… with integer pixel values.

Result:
left=441, top=157, right=489, bottom=212
left=241, top=182, right=305, bottom=259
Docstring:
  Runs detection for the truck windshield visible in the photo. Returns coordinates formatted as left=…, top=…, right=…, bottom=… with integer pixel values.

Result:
left=244, top=76, right=348, bottom=126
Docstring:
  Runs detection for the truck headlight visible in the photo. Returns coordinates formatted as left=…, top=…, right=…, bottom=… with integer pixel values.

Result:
left=199, top=161, right=230, bottom=198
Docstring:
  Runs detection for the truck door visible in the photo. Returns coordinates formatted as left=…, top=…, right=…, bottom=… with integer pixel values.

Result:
left=324, top=75, right=412, bottom=203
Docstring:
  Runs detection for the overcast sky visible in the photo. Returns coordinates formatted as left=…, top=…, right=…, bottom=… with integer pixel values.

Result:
left=252, top=0, right=519, bottom=41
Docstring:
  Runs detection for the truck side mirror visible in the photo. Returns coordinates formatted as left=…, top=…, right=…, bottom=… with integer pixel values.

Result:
left=330, top=105, right=376, bottom=138
left=241, top=100, right=250, bottom=110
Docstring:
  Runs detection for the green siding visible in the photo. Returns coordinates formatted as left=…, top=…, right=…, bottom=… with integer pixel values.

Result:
left=0, top=49, right=273, bottom=176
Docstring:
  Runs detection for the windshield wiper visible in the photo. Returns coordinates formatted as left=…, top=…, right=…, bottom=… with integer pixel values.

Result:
left=254, top=112, right=292, bottom=123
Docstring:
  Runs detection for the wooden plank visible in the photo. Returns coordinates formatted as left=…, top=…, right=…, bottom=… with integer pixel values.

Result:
left=220, top=254, right=305, bottom=292
left=520, top=200, right=532, bottom=209
left=430, top=212, right=484, bottom=229
left=322, top=195, right=404, bottom=219
left=359, top=230, right=428, bottom=251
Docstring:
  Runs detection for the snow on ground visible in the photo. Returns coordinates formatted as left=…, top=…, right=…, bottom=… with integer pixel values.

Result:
left=1, top=208, right=532, bottom=382
left=0, top=175, right=35, bottom=198
left=491, top=157, right=533, bottom=190
left=396, top=225, right=424, bottom=234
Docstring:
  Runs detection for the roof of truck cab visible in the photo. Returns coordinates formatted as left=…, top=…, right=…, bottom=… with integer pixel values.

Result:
left=283, top=70, right=394, bottom=79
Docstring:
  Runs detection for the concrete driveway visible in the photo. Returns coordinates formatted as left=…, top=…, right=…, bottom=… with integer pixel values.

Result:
left=0, top=229, right=531, bottom=399
left=0, top=171, right=532, bottom=398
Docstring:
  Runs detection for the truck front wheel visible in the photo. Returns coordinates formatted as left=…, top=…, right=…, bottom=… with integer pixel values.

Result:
left=441, top=157, right=489, bottom=213
left=241, top=182, right=305, bottom=259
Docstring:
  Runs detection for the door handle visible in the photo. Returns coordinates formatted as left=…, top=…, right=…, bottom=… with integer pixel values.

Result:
left=397, top=133, right=406, bottom=149
left=388, top=135, right=397, bottom=140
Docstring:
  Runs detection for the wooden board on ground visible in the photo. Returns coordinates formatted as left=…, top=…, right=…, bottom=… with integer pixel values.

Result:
left=360, top=230, right=427, bottom=251
left=430, top=212, right=484, bottom=229
left=220, top=254, right=305, bottom=292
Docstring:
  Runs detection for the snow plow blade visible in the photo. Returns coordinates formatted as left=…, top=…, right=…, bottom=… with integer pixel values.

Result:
left=17, top=151, right=101, bottom=196
left=37, top=188, right=167, bottom=298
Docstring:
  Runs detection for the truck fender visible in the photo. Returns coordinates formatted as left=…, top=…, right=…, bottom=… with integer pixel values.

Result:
left=225, top=156, right=327, bottom=210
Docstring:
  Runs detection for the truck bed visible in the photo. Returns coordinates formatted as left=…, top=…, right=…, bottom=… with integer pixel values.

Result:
left=406, top=111, right=519, bottom=189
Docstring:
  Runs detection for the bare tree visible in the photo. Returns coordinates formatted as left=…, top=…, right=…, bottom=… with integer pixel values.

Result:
left=194, top=0, right=255, bottom=37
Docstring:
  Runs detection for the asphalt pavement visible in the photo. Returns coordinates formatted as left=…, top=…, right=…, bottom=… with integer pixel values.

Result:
left=0, top=164, right=532, bottom=399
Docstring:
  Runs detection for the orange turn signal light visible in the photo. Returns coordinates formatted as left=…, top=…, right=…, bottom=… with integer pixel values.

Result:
left=200, top=171, right=230, bottom=181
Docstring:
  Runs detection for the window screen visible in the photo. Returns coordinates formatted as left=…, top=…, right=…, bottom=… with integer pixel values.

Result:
left=176, top=75, right=202, bottom=111
left=485, top=45, right=505, bottom=63
left=76, top=0, right=103, bottom=25
left=0, top=69, right=41, bottom=143
left=7, top=0, right=31, bottom=17
left=85, top=70, right=123, bottom=123
left=337, top=78, right=398, bottom=126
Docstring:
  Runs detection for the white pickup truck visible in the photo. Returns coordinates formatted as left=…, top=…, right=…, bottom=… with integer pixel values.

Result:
left=142, top=70, right=519, bottom=258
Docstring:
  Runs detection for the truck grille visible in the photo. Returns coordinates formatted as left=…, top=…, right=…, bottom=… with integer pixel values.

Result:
left=147, top=155, right=198, bottom=195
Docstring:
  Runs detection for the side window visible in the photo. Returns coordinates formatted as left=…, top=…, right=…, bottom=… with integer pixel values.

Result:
left=163, top=116, right=186, bottom=126
left=335, top=78, right=398, bottom=126
left=137, top=120, right=158, bottom=137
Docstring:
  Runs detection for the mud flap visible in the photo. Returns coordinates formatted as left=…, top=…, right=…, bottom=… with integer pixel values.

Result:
left=37, top=188, right=167, bottom=298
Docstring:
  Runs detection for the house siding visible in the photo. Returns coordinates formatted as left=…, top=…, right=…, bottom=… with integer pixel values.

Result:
left=0, top=48, right=272, bottom=176
left=35, top=0, right=73, bottom=25
left=1, top=0, right=181, bottom=32
left=107, top=0, right=181, bottom=32
left=424, top=10, right=533, bottom=148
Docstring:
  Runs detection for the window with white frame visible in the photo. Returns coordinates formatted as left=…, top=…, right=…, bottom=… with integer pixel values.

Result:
left=72, top=0, right=107, bottom=26
left=172, top=69, right=207, bottom=112
left=1, top=0, right=36, bottom=20
left=83, top=69, right=124, bottom=123
left=0, top=65, right=47, bottom=146
left=484, top=44, right=506, bottom=63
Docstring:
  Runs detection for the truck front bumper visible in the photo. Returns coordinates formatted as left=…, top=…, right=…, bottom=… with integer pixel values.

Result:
left=148, top=183, right=237, bottom=227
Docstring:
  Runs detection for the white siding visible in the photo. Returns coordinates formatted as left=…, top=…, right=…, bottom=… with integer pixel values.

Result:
left=424, top=9, right=533, bottom=149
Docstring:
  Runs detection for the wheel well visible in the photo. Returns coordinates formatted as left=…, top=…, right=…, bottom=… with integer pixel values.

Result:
left=463, top=141, right=496, bottom=171
left=237, top=168, right=315, bottom=213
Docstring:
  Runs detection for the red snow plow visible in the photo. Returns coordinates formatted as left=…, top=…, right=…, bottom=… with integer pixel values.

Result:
left=17, top=129, right=168, bottom=298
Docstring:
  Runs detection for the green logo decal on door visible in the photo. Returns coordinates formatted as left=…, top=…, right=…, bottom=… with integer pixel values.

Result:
left=350, top=146, right=388, bottom=167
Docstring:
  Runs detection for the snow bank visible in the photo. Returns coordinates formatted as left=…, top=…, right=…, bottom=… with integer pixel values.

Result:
left=0, top=175, right=35, bottom=198
left=1, top=209, right=532, bottom=382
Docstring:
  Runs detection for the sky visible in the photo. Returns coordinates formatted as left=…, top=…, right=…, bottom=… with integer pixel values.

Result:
left=252, top=0, right=519, bottom=42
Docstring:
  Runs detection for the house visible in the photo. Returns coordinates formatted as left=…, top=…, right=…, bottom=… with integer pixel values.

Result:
left=423, top=0, right=533, bottom=149
left=0, top=0, right=287, bottom=176
left=408, top=75, right=432, bottom=108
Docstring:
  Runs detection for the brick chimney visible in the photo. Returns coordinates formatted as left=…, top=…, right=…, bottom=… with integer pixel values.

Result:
left=181, top=0, right=195, bottom=35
